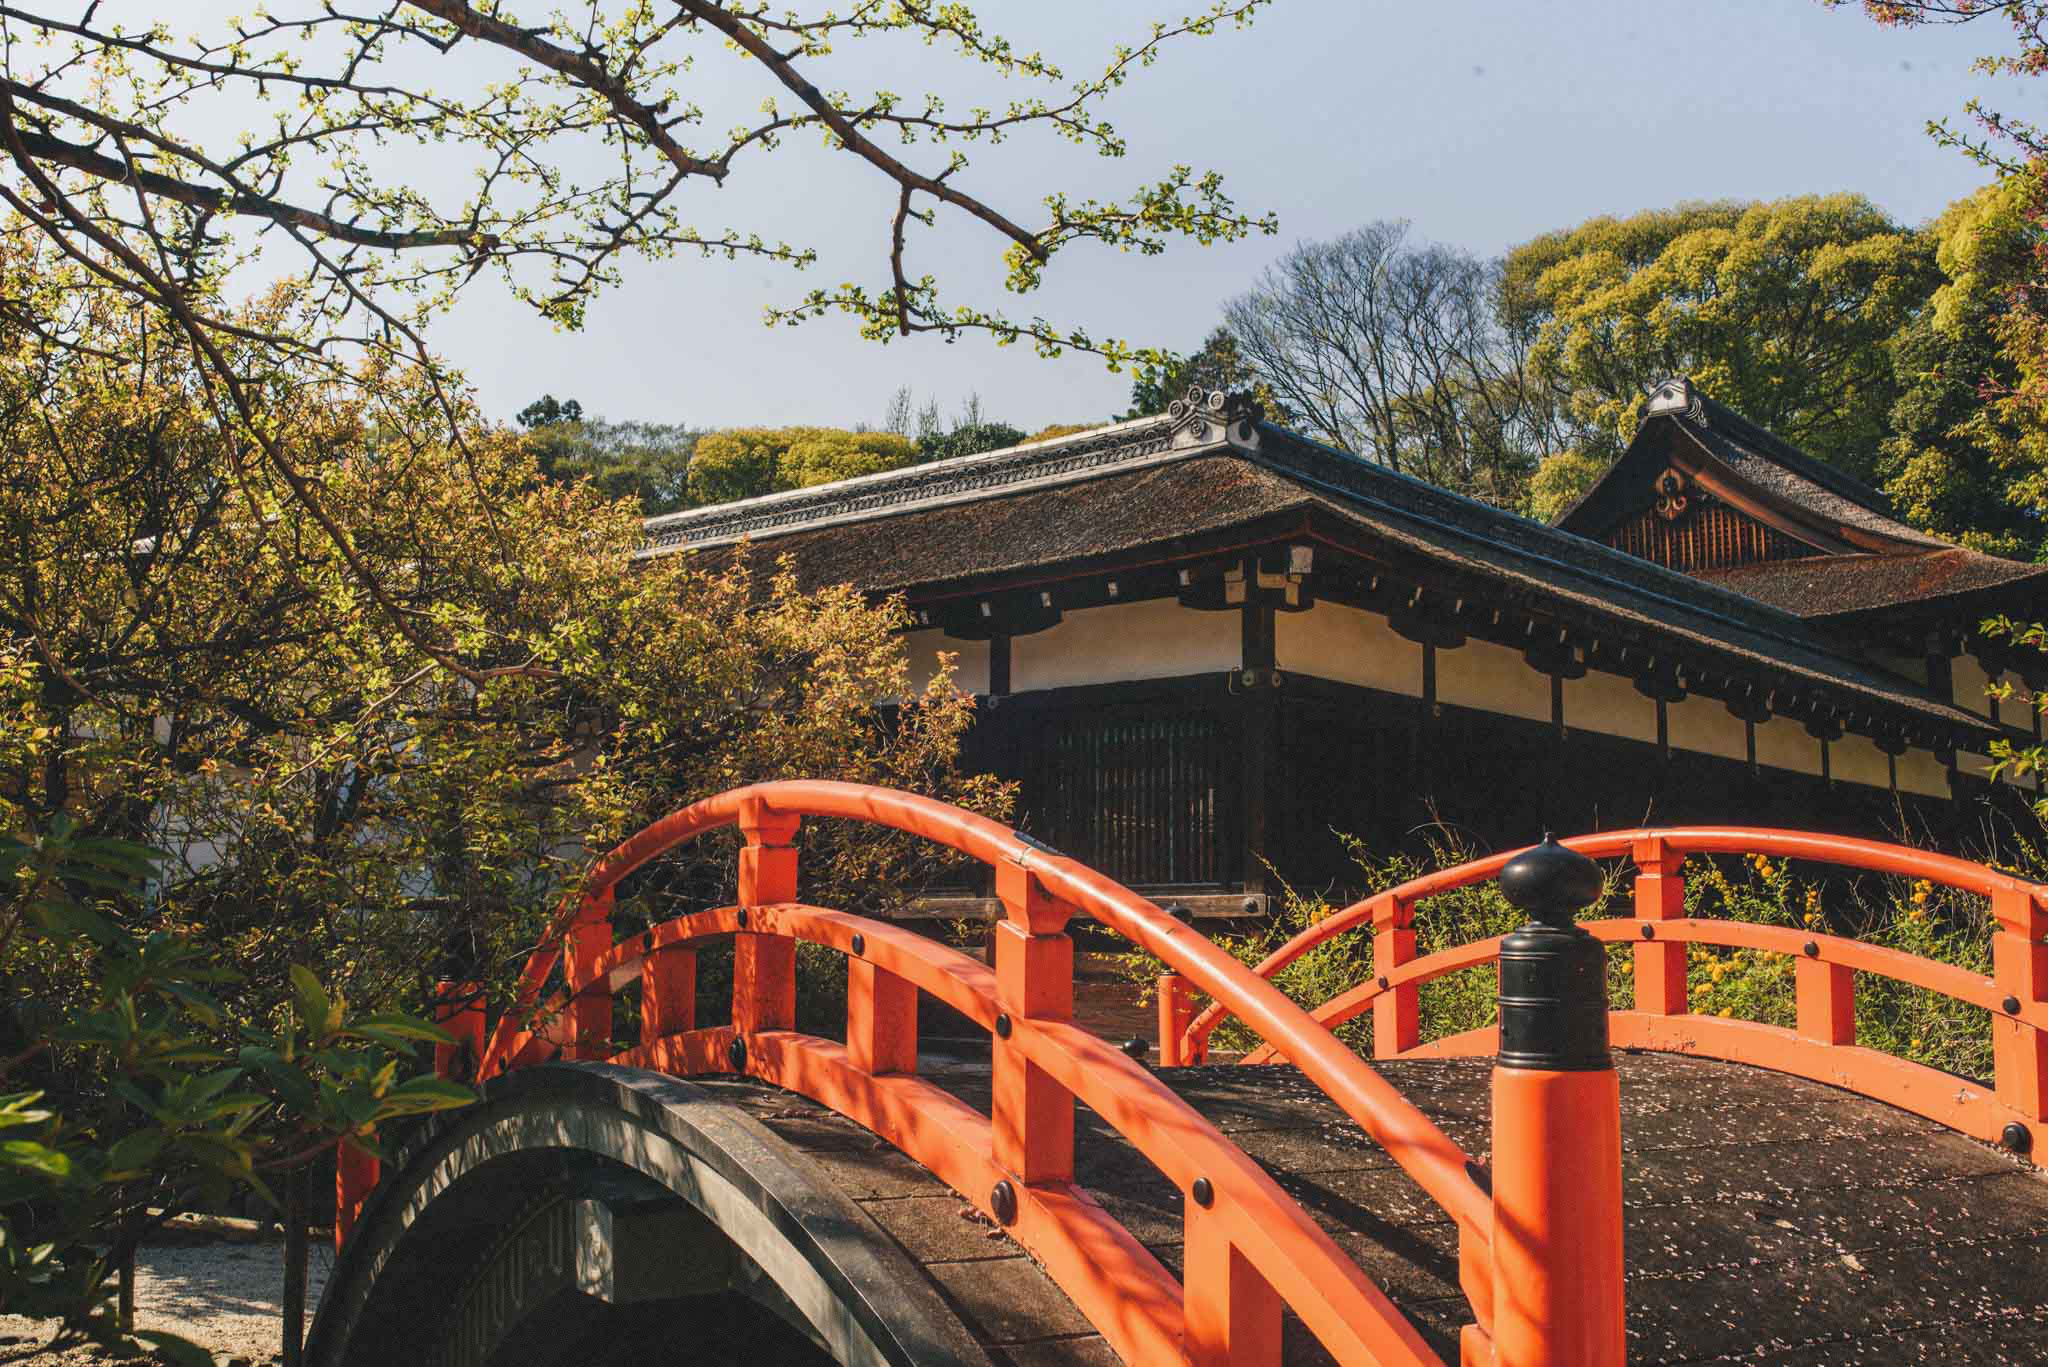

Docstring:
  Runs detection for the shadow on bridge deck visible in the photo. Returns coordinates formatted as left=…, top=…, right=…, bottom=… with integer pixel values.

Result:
left=719, top=1047, right=2048, bottom=1365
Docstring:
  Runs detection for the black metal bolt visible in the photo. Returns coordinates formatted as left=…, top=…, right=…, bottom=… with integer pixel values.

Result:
left=737, top=907, right=749, bottom=928
left=1496, top=833, right=1610, bottom=1072
left=851, top=933, right=866, bottom=957
left=2005, top=995, right=2022, bottom=1016
left=990, top=1179, right=1018, bottom=1225
left=994, top=1012, right=1013, bottom=1039
left=2002, top=1121, right=2033, bottom=1156
left=1121, top=1037, right=1150, bottom=1064
left=1804, top=941, right=1819, bottom=958
left=1640, top=924, right=1655, bottom=940
left=1377, top=975, right=1390, bottom=991
left=1191, top=1177, right=1214, bottom=1208
left=727, top=1035, right=747, bottom=1069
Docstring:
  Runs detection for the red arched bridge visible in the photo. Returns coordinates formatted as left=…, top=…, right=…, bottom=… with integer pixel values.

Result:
left=305, top=782, right=2048, bottom=1366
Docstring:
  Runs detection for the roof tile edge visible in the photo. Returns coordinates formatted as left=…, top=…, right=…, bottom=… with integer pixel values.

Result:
left=638, top=390, right=1263, bottom=556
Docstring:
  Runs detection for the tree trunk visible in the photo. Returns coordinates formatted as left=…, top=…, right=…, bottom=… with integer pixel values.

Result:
left=282, top=1163, right=309, bottom=1367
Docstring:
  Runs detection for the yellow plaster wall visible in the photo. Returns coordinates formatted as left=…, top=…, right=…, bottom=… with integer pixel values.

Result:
left=1274, top=601, right=1422, bottom=697
left=1562, top=669, right=1658, bottom=744
left=1011, top=599, right=1239, bottom=694
left=902, top=629, right=990, bottom=696
left=1436, top=638, right=1551, bottom=723
left=1667, top=695, right=1750, bottom=763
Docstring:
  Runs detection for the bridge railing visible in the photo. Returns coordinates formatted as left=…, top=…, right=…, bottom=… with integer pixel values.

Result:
left=407, top=781, right=1517, bottom=1365
left=1180, top=827, right=2048, bottom=1160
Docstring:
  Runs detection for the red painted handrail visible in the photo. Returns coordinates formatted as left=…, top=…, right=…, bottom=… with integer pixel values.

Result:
left=1183, top=826, right=2048, bottom=1159
left=470, top=781, right=1495, bottom=1364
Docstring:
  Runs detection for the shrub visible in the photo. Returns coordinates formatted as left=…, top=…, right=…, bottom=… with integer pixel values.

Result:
left=1126, top=833, right=1998, bottom=1084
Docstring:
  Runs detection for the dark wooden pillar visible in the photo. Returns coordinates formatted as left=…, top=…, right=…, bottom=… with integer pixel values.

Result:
left=1240, top=597, right=1277, bottom=901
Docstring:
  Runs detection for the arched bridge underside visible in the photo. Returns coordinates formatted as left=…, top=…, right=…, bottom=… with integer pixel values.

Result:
left=312, top=1047, right=2048, bottom=1366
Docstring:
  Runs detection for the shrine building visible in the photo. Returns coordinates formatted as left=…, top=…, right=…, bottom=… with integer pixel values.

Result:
left=642, top=378, right=2048, bottom=913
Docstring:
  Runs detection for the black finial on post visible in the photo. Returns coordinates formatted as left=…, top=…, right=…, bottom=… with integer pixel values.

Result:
left=1496, top=834, right=1611, bottom=1071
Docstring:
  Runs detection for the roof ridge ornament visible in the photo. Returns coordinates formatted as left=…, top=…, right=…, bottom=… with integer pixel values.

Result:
left=1168, top=388, right=1263, bottom=452
left=1645, top=376, right=1704, bottom=423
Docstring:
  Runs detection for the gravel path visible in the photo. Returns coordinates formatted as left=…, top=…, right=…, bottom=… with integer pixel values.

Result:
left=0, top=1237, right=330, bottom=1366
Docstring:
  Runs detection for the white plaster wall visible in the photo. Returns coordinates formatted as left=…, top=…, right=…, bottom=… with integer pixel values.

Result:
left=1897, top=748, right=1951, bottom=798
left=1953, top=655, right=1997, bottom=719
left=1436, top=639, right=1550, bottom=723
left=1832, top=735, right=1891, bottom=789
left=1010, top=599, right=1239, bottom=694
left=1273, top=601, right=1421, bottom=697
left=901, top=629, right=989, bottom=695
left=1667, top=696, right=1750, bottom=763
left=1754, top=717, right=1820, bottom=775
left=1562, top=669, right=1657, bottom=744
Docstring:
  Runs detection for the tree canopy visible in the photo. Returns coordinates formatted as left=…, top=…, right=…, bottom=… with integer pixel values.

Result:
left=686, top=427, right=923, bottom=505
left=520, top=403, right=703, bottom=516
left=1501, top=195, right=1937, bottom=482
left=0, top=242, right=1005, bottom=1344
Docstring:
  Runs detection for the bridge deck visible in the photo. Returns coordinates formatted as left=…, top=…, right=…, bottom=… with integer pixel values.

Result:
left=708, top=1049, right=2048, bottom=1365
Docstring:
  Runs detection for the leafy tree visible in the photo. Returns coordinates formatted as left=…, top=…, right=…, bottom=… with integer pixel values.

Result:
left=1025, top=422, right=1104, bottom=441
left=686, top=427, right=922, bottom=506
left=1878, top=179, right=2047, bottom=557
left=0, top=817, right=468, bottom=1362
left=524, top=412, right=703, bottom=516
left=1502, top=195, right=1938, bottom=481
left=1123, top=327, right=1285, bottom=419
left=1526, top=450, right=1611, bottom=524
left=516, top=395, right=585, bottom=429
left=0, top=3, right=1275, bottom=683
left=917, top=422, right=1028, bottom=462
left=0, top=236, right=1005, bottom=1202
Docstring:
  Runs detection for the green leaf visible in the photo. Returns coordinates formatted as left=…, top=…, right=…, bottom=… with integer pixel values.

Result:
left=25, top=896, right=120, bottom=947
left=103, top=1130, right=164, bottom=1177
left=0, top=1092, right=54, bottom=1130
left=0, top=1139, right=72, bottom=1179
left=377, top=1076, right=476, bottom=1116
left=289, top=965, right=339, bottom=1038
left=345, top=1012, right=456, bottom=1045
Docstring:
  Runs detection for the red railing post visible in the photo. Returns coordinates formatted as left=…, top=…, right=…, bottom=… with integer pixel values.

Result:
left=334, top=1140, right=379, bottom=1253
left=1794, top=952, right=1855, bottom=1045
left=563, top=887, right=613, bottom=1060
left=1992, top=887, right=2047, bottom=1156
left=1371, top=893, right=1417, bottom=1059
left=1631, top=835, right=1686, bottom=1015
left=1158, top=973, right=1195, bottom=1067
left=847, top=953, right=919, bottom=1075
left=641, top=943, right=696, bottom=1046
left=1485, top=836, right=1624, bottom=1367
left=431, top=980, right=484, bottom=1081
left=993, top=858, right=1075, bottom=1185
left=735, top=799, right=799, bottom=1046
left=1183, top=1199, right=1283, bottom=1366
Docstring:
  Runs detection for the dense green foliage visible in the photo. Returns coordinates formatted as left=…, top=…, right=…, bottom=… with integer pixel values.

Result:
left=519, top=396, right=702, bottom=517
left=686, top=426, right=924, bottom=505
left=1, top=820, right=468, bottom=1361
left=0, top=231, right=1008, bottom=1351
left=1502, top=196, right=1937, bottom=481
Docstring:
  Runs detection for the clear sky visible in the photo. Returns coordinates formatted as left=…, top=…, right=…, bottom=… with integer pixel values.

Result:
left=328, top=3, right=2027, bottom=431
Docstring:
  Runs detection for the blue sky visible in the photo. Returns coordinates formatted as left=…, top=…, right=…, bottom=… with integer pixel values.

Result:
left=415, top=2, right=2018, bottom=432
